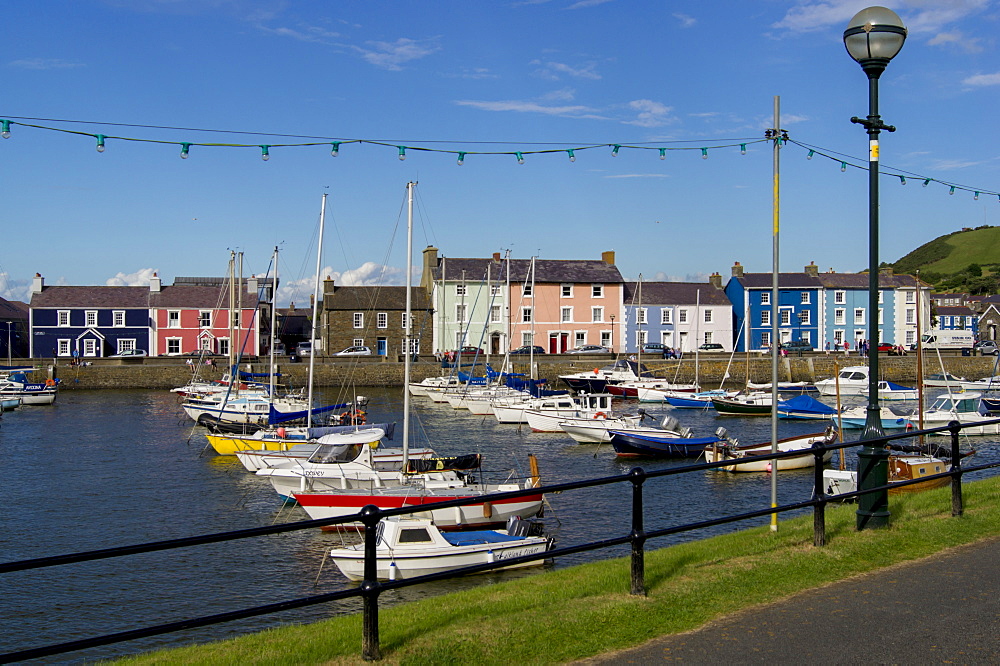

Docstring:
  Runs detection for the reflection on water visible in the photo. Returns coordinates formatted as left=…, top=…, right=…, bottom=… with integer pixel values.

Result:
left=1, top=387, right=997, bottom=662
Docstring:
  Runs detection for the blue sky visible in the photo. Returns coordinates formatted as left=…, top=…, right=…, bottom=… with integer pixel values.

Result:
left=2, top=0, right=999, bottom=307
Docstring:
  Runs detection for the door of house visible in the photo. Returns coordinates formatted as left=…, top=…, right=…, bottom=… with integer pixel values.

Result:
left=376, top=338, right=387, bottom=356
left=548, top=334, right=559, bottom=354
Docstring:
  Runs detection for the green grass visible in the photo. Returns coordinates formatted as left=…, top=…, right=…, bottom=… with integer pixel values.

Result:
left=893, top=226, right=1000, bottom=276
left=115, top=477, right=1000, bottom=665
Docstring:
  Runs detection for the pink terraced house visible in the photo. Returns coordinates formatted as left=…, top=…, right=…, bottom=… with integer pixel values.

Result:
left=148, top=274, right=263, bottom=357
left=508, top=251, right=625, bottom=353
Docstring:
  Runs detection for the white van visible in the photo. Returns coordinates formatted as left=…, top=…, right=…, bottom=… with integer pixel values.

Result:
left=296, top=341, right=312, bottom=356
left=917, top=331, right=975, bottom=351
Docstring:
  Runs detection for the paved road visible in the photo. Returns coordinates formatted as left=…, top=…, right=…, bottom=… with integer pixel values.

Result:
left=580, top=538, right=1000, bottom=664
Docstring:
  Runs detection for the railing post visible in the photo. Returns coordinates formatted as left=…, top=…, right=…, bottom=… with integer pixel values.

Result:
left=629, top=467, right=647, bottom=597
left=949, top=420, right=964, bottom=517
left=360, top=505, right=383, bottom=661
left=812, top=441, right=827, bottom=547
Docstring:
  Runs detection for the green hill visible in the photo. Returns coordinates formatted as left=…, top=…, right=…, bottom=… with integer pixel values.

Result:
left=890, top=225, right=1000, bottom=293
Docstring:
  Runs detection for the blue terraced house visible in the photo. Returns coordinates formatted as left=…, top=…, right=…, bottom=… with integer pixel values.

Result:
left=725, top=262, right=822, bottom=352
left=28, top=273, right=153, bottom=358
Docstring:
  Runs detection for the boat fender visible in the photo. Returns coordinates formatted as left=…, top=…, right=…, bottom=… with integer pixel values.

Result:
left=482, top=501, right=493, bottom=518
left=593, top=412, right=606, bottom=420
left=593, top=368, right=599, bottom=374
left=276, top=427, right=286, bottom=439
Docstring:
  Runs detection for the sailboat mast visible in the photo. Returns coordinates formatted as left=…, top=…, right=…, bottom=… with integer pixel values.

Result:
left=269, top=246, right=278, bottom=399
left=403, top=182, right=415, bottom=468
left=770, top=95, right=781, bottom=532
left=307, top=194, right=327, bottom=428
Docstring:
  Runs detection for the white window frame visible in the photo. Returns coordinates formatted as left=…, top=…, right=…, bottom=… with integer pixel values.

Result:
left=637, top=308, right=647, bottom=325
left=353, top=313, right=364, bottom=329
left=113, top=310, right=125, bottom=327
left=521, top=331, right=534, bottom=346
left=600, top=331, right=611, bottom=347
left=799, top=310, right=811, bottom=325
left=58, top=310, right=70, bottom=327
left=661, top=309, right=672, bottom=325
left=575, top=331, right=586, bottom=345
left=116, top=339, right=137, bottom=355
left=592, top=306, right=603, bottom=323
left=58, top=339, right=71, bottom=356
left=401, top=313, right=409, bottom=329
left=83, top=338, right=98, bottom=356
left=85, top=310, right=97, bottom=327
left=455, top=284, right=467, bottom=296
left=835, top=308, right=846, bottom=325
left=490, top=305, right=502, bottom=324
left=760, top=292, right=770, bottom=305
left=800, top=292, right=810, bottom=304
left=353, top=338, right=365, bottom=347
left=522, top=283, right=533, bottom=297
left=456, top=304, right=468, bottom=324
left=761, top=310, right=771, bottom=326
left=678, top=309, right=688, bottom=324
left=199, top=310, right=212, bottom=328
left=592, top=284, right=604, bottom=298
left=835, top=291, right=846, bottom=304
left=703, top=309, right=712, bottom=324
left=780, top=310, right=791, bottom=326
left=167, top=310, right=180, bottom=328
left=561, top=284, right=573, bottom=298
left=377, top=312, right=388, bottom=329
left=521, top=307, right=532, bottom=323
left=854, top=308, right=865, bottom=325
left=636, top=330, right=648, bottom=346
left=561, top=306, right=573, bottom=323
left=166, top=338, right=181, bottom=355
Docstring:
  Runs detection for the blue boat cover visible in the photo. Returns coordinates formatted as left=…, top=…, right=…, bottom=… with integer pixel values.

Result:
left=267, top=402, right=351, bottom=424
left=883, top=381, right=915, bottom=391
left=442, top=531, right=524, bottom=546
left=777, top=394, right=836, bottom=416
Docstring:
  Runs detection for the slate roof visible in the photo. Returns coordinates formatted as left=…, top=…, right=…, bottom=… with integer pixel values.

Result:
left=432, top=258, right=623, bottom=284
left=936, top=306, right=977, bottom=316
left=0, top=297, right=28, bottom=320
left=29, top=285, right=258, bottom=309
left=324, top=286, right=429, bottom=311
left=733, top=272, right=920, bottom=289
left=623, top=282, right=731, bottom=306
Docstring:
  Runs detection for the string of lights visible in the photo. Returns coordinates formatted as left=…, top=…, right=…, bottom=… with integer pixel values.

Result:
left=1, top=116, right=996, bottom=200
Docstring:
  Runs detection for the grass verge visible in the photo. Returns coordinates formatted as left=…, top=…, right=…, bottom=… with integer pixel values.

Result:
left=116, top=476, right=1000, bottom=665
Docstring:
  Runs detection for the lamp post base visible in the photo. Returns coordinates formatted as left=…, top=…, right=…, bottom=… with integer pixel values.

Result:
left=856, top=445, right=890, bottom=530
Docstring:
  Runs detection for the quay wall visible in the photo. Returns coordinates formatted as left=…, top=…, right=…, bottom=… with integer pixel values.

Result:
left=16, top=354, right=1000, bottom=390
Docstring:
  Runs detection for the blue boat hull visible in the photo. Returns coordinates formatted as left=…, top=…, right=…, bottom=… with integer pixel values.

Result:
left=609, top=431, right=720, bottom=458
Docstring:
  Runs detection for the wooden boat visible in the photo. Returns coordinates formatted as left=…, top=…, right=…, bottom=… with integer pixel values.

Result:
left=887, top=455, right=951, bottom=494
left=328, top=516, right=552, bottom=581
left=703, top=428, right=837, bottom=472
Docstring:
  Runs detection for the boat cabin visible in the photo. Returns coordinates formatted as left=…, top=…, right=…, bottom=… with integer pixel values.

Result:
left=578, top=393, right=614, bottom=412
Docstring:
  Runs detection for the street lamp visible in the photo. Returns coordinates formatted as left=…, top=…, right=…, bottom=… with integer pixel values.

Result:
left=609, top=314, right=615, bottom=353
left=844, top=5, right=907, bottom=530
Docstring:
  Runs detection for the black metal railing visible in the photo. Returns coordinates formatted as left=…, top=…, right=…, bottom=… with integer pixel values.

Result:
left=3, top=418, right=1000, bottom=662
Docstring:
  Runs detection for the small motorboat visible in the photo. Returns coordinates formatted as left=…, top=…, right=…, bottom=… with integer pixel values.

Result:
left=328, top=516, right=553, bottom=581
left=703, top=427, right=837, bottom=472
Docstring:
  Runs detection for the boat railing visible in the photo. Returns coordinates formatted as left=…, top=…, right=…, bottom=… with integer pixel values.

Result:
left=3, top=417, right=999, bottom=663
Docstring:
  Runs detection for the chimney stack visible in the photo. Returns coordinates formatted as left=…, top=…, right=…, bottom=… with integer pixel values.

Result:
left=421, top=245, right=440, bottom=293
left=601, top=250, right=615, bottom=266
left=31, top=273, right=44, bottom=294
left=149, top=272, right=161, bottom=292
left=492, top=252, right=501, bottom=262
left=731, top=261, right=744, bottom=278
left=804, top=261, right=819, bottom=277
left=709, top=272, right=723, bottom=289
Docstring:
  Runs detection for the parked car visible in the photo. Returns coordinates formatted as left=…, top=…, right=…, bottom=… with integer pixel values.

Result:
left=297, top=342, right=314, bottom=356
left=110, top=349, right=147, bottom=358
left=564, top=345, right=610, bottom=354
left=510, top=345, right=546, bottom=355
left=272, top=342, right=286, bottom=355
left=455, top=346, right=484, bottom=356
left=767, top=340, right=812, bottom=354
left=698, top=343, right=724, bottom=352
left=975, top=340, right=1000, bottom=356
left=640, top=343, right=669, bottom=355
left=333, top=346, right=372, bottom=356
left=183, top=349, right=221, bottom=357
left=877, top=342, right=908, bottom=355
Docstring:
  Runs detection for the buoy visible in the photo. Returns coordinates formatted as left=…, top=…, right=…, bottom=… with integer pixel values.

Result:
left=388, top=562, right=397, bottom=581
left=766, top=462, right=772, bottom=473
left=276, top=427, right=286, bottom=439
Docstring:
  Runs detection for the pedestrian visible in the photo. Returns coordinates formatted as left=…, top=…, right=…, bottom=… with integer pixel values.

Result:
left=843, top=340, right=850, bottom=355
left=825, top=341, right=830, bottom=355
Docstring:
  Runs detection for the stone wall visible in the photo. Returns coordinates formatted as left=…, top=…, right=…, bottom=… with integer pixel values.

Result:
left=31, top=354, right=1000, bottom=390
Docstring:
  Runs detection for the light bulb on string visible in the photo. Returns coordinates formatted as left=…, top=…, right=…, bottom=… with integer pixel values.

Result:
left=1, top=120, right=10, bottom=139
left=330, top=142, right=340, bottom=157
left=923, top=179, right=931, bottom=187
left=659, top=148, right=666, bottom=160
left=739, top=144, right=746, bottom=155
left=899, top=175, right=906, bottom=185
left=840, top=162, right=847, bottom=172
left=974, top=192, right=980, bottom=201
left=516, top=152, right=524, bottom=165
left=260, top=145, right=270, bottom=161
left=457, top=152, right=466, bottom=166
left=180, top=143, right=191, bottom=159
left=567, top=149, right=575, bottom=162
left=949, top=186, right=956, bottom=195
left=701, top=148, right=708, bottom=160
left=611, top=144, right=621, bottom=157
left=807, top=150, right=814, bottom=160
left=397, top=146, right=406, bottom=161
left=95, top=134, right=106, bottom=153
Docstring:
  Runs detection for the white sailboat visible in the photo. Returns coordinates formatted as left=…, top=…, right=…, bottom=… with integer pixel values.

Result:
left=292, top=183, right=544, bottom=529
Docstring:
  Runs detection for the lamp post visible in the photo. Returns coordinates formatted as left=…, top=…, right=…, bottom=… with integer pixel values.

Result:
left=609, top=314, right=615, bottom=353
left=844, top=5, right=907, bottom=530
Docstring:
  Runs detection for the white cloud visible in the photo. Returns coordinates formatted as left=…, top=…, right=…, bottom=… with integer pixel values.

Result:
left=605, top=173, right=671, bottom=179
left=533, top=60, right=601, bottom=80
left=622, top=99, right=675, bottom=128
left=277, top=262, right=408, bottom=308
left=773, top=0, right=990, bottom=34
left=454, top=98, right=606, bottom=120
left=8, top=58, right=85, bottom=70
left=963, top=72, right=1000, bottom=86
left=928, top=30, right=983, bottom=53
left=106, top=268, right=159, bottom=287
left=0, top=273, right=30, bottom=302
left=566, top=0, right=614, bottom=8
left=673, top=13, right=696, bottom=28
left=356, top=37, right=441, bottom=71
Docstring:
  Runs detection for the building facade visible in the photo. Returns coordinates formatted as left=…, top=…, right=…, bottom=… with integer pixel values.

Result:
left=321, top=282, right=432, bottom=357
left=622, top=278, right=733, bottom=353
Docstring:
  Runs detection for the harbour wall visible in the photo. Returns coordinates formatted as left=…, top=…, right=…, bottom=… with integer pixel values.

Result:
left=21, top=354, right=1000, bottom=390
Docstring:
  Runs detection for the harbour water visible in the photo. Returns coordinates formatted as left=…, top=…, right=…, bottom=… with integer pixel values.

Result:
left=2, top=387, right=998, bottom=663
